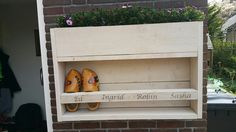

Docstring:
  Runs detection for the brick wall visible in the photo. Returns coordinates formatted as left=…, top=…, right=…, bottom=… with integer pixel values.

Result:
left=43, top=0, right=208, bottom=131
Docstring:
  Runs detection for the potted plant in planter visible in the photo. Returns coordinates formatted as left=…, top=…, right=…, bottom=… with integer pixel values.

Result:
left=50, top=6, right=205, bottom=121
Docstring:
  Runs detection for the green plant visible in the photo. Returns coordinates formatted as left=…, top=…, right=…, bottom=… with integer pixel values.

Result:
left=56, top=6, right=205, bottom=27
left=211, top=39, right=236, bottom=93
left=208, top=4, right=224, bottom=40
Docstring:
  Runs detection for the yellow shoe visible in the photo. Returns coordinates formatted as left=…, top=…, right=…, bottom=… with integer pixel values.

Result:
left=64, top=69, right=81, bottom=112
left=82, top=68, right=100, bottom=111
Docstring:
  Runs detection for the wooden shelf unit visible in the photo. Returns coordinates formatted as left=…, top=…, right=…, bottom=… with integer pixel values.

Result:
left=51, top=22, right=203, bottom=121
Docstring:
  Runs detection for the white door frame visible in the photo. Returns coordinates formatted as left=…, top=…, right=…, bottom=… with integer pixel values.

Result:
left=36, top=0, right=53, bottom=131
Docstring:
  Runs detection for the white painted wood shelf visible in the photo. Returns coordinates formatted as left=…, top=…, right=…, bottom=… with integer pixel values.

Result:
left=62, top=107, right=197, bottom=121
left=57, top=52, right=198, bottom=62
left=50, top=22, right=203, bottom=121
left=61, top=89, right=198, bottom=103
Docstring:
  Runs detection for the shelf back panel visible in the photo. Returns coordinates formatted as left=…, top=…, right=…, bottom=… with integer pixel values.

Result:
left=65, top=58, right=191, bottom=84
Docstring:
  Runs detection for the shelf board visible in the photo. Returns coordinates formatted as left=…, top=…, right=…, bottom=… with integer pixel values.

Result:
left=60, top=107, right=198, bottom=121
left=61, top=89, right=198, bottom=103
left=57, top=52, right=197, bottom=62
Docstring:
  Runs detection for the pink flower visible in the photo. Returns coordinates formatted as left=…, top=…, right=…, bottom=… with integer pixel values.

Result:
left=66, top=17, right=73, bottom=26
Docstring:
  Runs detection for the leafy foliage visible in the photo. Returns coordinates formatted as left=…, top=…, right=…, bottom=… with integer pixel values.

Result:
left=57, top=6, right=205, bottom=27
left=208, top=5, right=224, bottom=40
left=207, top=5, right=236, bottom=93
left=211, top=39, right=236, bottom=93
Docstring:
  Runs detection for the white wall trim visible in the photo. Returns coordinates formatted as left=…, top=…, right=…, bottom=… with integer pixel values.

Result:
left=36, top=0, right=53, bottom=131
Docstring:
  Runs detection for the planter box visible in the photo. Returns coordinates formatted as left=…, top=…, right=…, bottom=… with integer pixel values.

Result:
left=50, top=22, right=203, bottom=121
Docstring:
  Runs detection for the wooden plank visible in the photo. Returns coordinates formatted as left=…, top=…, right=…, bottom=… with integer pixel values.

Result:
left=66, top=58, right=190, bottom=83
left=52, top=22, right=201, bottom=58
left=78, top=100, right=190, bottom=108
left=99, top=81, right=190, bottom=91
left=197, top=22, right=203, bottom=118
left=57, top=52, right=197, bottom=62
left=61, top=89, right=198, bottom=103
left=51, top=29, right=64, bottom=121
left=60, top=107, right=198, bottom=121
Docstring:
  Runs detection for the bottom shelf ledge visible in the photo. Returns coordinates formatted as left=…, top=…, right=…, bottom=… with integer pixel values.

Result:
left=60, top=107, right=198, bottom=121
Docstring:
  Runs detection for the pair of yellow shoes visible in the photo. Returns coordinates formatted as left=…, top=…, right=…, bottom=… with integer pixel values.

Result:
left=64, top=68, right=100, bottom=112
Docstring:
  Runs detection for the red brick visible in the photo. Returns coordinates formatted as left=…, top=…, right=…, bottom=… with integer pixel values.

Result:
left=50, top=90, right=56, bottom=98
left=203, top=27, right=208, bottom=35
left=203, top=44, right=208, bottom=53
left=52, top=115, right=57, bottom=122
left=53, top=130, right=79, bottom=132
left=186, top=120, right=207, bottom=127
left=203, top=95, right=207, bottom=103
left=46, top=33, right=51, bottom=42
left=53, top=122, right=73, bottom=129
left=203, top=78, right=207, bottom=86
left=44, top=7, right=64, bottom=15
left=194, top=128, right=207, bottom=132
left=46, top=42, right=52, bottom=50
left=49, top=74, right=54, bottom=82
left=122, top=129, right=148, bottom=132
left=92, top=3, right=124, bottom=9
left=129, top=120, right=156, bottom=128
left=48, top=59, right=53, bottom=66
left=51, top=99, right=56, bottom=106
left=203, top=35, right=207, bottom=43
left=102, top=121, right=127, bottom=128
left=44, top=16, right=59, bottom=24
left=156, top=121, right=184, bottom=128
left=64, top=3, right=125, bottom=14
left=87, top=0, right=117, bottom=4
left=43, top=0, right=71, bottom=6
left=179, top=128, right=192, bottom=132
left=51, top=107, right=57, bottom=114
left=203, top=103, right=207, bottom=111
left=202, top=112, right=207, bottom=119
left=154, top=0, right=185, bottom=9
left=74, top=122, right=100, bottom=129
left=49, top=82, right=55, bottom=90
left=72, top=0, right=87, bottom=5
left=117, top=0, right=153, bottom=2
left=203, top=52, right=208, bottom=60
left=80, top=130, right=106, bottom=132
left=129, top=1, right=154, bottom=8
left=186, top=0, right=207, bottom=7
left=203, top=69, right=207, bottom=77
left=203, top=85, right=207, bottom=95
left=203, top=61, right=208, bottom=69
left=48, top=66, right=54, bottom=74
left=64, top=5, right=91, bottom=14
left=47, top=51, right=52, bottom=59
left=45, top=23, right=57, bottom=32
left=150, top=129, right=177, bottom=132
left=64, top=1, right=154, bottom=14
left=108, top=130, right=121, bottom=132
